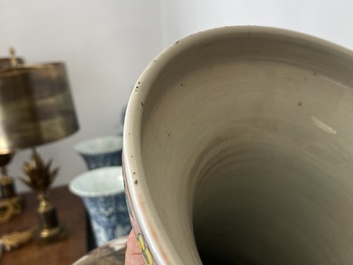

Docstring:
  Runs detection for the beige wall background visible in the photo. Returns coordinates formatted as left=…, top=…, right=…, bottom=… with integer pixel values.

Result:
left=0, top=0, right=163, bottom=192
left=1, top=0, right=353, bottom=192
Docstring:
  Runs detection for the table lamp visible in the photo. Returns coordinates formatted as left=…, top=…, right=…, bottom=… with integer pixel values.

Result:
left=0, top=49, right=79, bottom=241
left=0, top=56, right=25, bottom=223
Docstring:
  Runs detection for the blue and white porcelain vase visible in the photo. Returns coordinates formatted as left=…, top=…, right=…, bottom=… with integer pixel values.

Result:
left=75, top=136, right=123, bottom=170
left=69, top=167, right=131, bottom=246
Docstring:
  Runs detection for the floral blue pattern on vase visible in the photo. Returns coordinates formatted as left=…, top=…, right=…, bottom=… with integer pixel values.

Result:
left=80, top=150, right=122, bottom=170
left=75, top=136, right=123, bottom=170
left=83, top=192, right=131, bottom=246
left=69, top=167, right=131, bottom=246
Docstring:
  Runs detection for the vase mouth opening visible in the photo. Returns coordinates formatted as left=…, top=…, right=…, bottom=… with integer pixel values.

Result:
left=75, top=136, right=123, bottom=155
left=69, top=166, right=124, bottom=197
left=123, top=26, right=353, bottom=264
left=190, top=136, right=345, bottom=264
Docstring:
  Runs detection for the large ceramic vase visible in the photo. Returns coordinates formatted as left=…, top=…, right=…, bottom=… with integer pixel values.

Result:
left=123, top=26, right=353, bottom=264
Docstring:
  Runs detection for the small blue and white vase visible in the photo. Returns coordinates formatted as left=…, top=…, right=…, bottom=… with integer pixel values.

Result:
left=69, top=167, right=131, bottom=246
left=75, top=136, right=123, bottom=170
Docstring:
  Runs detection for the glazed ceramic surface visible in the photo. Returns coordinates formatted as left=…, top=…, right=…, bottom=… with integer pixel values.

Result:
left=123, top=26, right=353, bottom=265
left=69, top=167, right=131, bottom=246
left=73, top=236, right=128, bottom=265
left=75, top=136, right=123, bottom=169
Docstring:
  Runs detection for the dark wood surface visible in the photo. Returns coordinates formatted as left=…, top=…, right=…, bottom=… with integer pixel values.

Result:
left=0, top=185, right=87, bottom=265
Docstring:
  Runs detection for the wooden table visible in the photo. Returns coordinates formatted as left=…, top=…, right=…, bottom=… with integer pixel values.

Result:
left=0, top=186, right=87, bottom=265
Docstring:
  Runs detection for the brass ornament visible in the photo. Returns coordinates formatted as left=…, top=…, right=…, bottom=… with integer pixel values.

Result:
left=19, top=149, right=59, bottom=193
left=0, top=226, right=36, bottom=251
left=19, top=150, right=63, bottom=241
left=0, top=196, right=21, bottom=223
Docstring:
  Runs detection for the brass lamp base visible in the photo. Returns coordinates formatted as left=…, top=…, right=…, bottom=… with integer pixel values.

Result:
left=0, top=177, right=22, bottom=223
left=0, top=153, right=17, bottom=199
left=37, top=226, right=63, bottom=239
left=17, top=150, right=67, bottom=243
left=0, top=176, right=16, bottom=199
left=35, top=193, right=65, bottom=243
left=0, top=153, right=22, bottom=222
left=35, top=225, right=66, bottom=244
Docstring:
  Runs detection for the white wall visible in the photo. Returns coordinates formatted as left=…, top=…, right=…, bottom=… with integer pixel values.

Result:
left=2, top=0, right=353, bottom=193
left=160, top=0, right=353, bottom=50
left=0, top=0, right=163, bottom=192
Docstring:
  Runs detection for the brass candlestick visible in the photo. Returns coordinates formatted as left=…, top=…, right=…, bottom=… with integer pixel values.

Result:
left=19, top=149, right=63, bottom=241
left=0, top=153, right=22, bottom=223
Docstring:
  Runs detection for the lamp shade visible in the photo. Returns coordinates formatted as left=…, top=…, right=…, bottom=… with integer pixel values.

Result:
left=0, top=57, right=24, bottom=70
left=0, top=62, right=79, bottom=154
